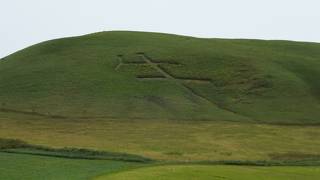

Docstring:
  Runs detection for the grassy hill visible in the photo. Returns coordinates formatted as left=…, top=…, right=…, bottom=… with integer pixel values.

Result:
left=0, top=31, right=320, bottom=124
left=1, top=32, right=320, bottom=179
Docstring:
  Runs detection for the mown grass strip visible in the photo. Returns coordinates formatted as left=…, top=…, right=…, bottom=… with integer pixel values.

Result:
left=2, top=138, right=320, bottom=166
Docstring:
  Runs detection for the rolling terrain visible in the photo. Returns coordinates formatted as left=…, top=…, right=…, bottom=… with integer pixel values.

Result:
left=1, top=31, right=320, bottom=179
left=0, top=31, right=320, bottom=124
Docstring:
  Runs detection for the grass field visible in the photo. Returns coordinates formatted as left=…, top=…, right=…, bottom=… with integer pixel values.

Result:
left=0, top=152, right=141, bottom=180
left=96, top=165, right=320, bottom=180
left=1, top=138, right=319, bottom=180
left=2, top=151, right=319, bottom=180
left=1, top=112, right=320, bottom=161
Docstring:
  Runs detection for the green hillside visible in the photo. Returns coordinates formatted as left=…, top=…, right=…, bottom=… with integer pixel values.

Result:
left=1, top=31, right=320, bottom=124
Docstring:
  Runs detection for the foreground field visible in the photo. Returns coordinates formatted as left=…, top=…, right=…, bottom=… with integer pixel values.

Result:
left=2, top=151, right=319, bottom=180
left=1, top=113, right=320, bottom=161
left=0, top=152, right=141, bottom=180
left=96, top=165, right=320, bottom=180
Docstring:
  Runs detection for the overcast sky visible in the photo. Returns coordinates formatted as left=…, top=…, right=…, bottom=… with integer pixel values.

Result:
left=1, top=0, right=320, bottom=58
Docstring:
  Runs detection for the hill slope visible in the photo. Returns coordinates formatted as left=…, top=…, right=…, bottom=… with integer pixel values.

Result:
left=0, top=31, right=320, bottom=124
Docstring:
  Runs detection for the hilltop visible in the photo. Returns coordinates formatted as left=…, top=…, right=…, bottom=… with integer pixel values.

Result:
left=0, top=31, right=320, bottom=124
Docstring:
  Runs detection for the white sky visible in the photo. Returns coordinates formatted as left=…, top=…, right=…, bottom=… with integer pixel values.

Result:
left=1, top=0, right=320, bottom=58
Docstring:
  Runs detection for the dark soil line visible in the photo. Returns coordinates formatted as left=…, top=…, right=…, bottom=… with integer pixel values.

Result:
left=122, top=61, right=147, bottom=65
left=262, top=122, right=320, bottom=127
left=0, top=147, right=153, bottom=163
left=137, top=77, right=167, bottom=80
left=151, top=61, right=181, bottom=65
left=136, top=75, right=166, bottom=79
left=0, top=108, right=124, bottom=120
left=0, top=108, right=67, bottom=119
left=136, top=76, right=167, bottom=81
left=2, top=106, right=319, bottom=126
left=175, top=77, right=211, bottom=82
left=177, top=77, right=211, bottom=81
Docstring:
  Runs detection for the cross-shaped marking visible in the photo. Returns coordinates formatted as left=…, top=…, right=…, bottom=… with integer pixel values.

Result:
left=115, top=53, right=216, bottom=106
